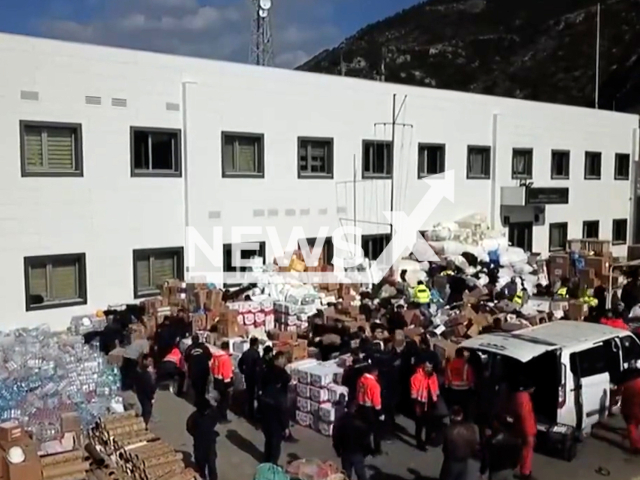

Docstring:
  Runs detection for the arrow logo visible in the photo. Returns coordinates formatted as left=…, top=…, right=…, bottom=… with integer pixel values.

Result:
left=369, top=169, right=455, bottom=284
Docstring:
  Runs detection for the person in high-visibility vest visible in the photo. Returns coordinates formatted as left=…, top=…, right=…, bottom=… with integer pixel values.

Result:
left=156, top=343, right=186, bottom=396
left=410, top=358, right=440, bottom=451
left=412, top=281, right=431, bottom=318
left=211, top=341, right=233, bottom=423
left=554, top=278, right=569, bottom=299
left=356, top=364, right=383, bottom=455
left=444, top=348, right=475, bottom=420
left=581, top=294, right=598, bottom=308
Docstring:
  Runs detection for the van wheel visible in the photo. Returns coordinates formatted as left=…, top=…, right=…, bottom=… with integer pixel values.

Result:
left=564, top=439, right=578, bottom=462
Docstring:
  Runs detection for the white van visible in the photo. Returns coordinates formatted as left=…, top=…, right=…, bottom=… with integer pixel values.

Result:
left=461, top=321, right=640, bottom=438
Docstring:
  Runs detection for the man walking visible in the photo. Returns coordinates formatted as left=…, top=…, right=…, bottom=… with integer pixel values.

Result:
left=187, top=398, right=219, bottom=480
left=238, top=337, right=262, bottom=422
left=439, top=406, right=479, bottom=480
left=333, top=402, right=372, bottom=480
left=211, top=341, right=233, bottom=424
left=134, top=354, right=156, bottom=427
left=184, top=334, right=213, bottom=404
left=259, top=352, right=291, bottom=465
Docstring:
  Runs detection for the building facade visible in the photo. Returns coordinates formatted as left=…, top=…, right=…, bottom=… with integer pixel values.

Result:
left=0, top=33, right=638, bottom=330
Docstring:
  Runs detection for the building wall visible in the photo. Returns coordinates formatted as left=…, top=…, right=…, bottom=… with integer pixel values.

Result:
left=0, top=32, right=637, bottom=330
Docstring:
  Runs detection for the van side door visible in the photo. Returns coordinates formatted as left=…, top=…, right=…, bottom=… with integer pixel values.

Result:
left=569, top=340, right=620, bottom=432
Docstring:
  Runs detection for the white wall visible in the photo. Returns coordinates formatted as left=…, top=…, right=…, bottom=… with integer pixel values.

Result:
left=0, top=32, right=637, bottom=330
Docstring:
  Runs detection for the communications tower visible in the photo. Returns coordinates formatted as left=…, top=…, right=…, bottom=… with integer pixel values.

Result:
left=249, top=0, right=274, bottom=66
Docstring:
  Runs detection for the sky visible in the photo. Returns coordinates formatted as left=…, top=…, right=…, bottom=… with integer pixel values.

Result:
left=0, top=0, right=420, bottom=68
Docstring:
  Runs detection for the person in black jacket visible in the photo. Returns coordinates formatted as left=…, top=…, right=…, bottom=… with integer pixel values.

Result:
left=184, top=334, right=213, bottom=404
left=135, top=354, right=156, bottom=426
left=259, top=352, right=291, bottom=464
left=332, top=403, right=372, bottom=480
left=342, top=349, right=368, bottom=408
left=187, top=398, right=220, bottom=480
left=480, top=425, right=521, bottom=480
left=238, top=337, right=261, bottom=422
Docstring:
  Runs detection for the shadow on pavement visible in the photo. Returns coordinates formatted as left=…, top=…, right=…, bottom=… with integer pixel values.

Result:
left=226, top=429, right=264, bottom=463
left=368, top=465, right=437, bottom=480
left=176, top=449, right=197, bottom=470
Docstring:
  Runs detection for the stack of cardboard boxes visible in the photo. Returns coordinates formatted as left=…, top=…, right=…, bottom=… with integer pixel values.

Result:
left=0, top=422, right=41, bottom=480
left=548, top=239, right=621, bottom=290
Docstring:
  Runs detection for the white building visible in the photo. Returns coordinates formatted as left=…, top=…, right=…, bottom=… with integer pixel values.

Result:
left=0, top=32, right=638, bottom=331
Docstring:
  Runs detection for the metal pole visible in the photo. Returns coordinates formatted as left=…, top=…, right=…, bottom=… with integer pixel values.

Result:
left=389, top=94, right=396, bottom=235
left=595, top=3, right=601, bottom=109
left=353, top=154, right=357, bottom=256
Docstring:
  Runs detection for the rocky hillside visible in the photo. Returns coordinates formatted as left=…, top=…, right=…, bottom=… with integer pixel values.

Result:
left=298, top=0, right=640, bottom=113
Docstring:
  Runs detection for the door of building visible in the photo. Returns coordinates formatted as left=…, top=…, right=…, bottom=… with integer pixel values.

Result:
left=508, top=221, right=533, bottom=252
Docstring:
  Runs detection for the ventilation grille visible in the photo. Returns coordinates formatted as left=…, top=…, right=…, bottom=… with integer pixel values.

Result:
left=267, top=209, right=278, bottom=217
left=111, top=98, right=127, bottom=108
left=208, top=211, right=221, bottom=219
left=20, top=90, right=39, bottom=101
left=253, top=209, right=265, bottom=217
left=285, top=209, right=296, bottom=217
left=166, top=102, right=180, bottom=111
left=300, top=208, right=311, bottom=216
left=85, top=96, right=102, bottom=105
left=318, top=208, right=328, bottom=215
left=337, top=206, right=347, bottom=214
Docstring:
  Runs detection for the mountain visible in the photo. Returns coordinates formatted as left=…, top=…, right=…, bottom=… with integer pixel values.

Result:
left=298, top=0, right=640, bottom=113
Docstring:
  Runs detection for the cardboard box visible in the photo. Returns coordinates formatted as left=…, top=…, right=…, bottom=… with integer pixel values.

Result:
left=0, top=423, right=22, bottom=445
left=548, top=254, right=570, bottom=281
left=567, top=301, right=587, bottom=321
left=432, top=338, right=461, bottom=361
left=60, top=413, right=82, bottom=434
left=217, top=310, right=244, bottom=338
left=2, top=436, right=41, bottom=480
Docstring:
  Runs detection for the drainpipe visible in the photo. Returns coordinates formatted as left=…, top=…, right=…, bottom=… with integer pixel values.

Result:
left=489, top=113, right=499, bottom=229
left=631, top=127, right=639, bottom=244
left=181, top=81, right=197, bottom=279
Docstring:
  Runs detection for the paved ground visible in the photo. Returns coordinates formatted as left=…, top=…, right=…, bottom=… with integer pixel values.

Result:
left=149, top=390, right=640, bottom=480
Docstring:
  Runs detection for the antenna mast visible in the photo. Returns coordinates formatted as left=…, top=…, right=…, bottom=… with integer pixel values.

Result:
left=250, top=0, right=274, bottom=66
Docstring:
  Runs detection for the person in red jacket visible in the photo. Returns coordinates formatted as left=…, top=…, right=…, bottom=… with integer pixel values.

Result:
left=356, top=364, right=383, bottom=455
left=411, top=359, right=440, bottom=451
left=620, top=372, right=640, bottom=452
left=511, top=379, right=536, bottom=480
left=599, top=310, right=630, bottom=330
left=444, top=348, right=474, bottom=419
left=211, top=341, right=233, bottom=424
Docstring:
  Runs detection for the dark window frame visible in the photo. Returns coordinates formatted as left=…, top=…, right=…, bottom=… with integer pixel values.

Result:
left=130, top=126, right=182, bottom=178
left=23, top=253, right=87, bottom=312
left=223, top=241, right=267, bottom=285
left=299, top=237, right=334, bottom=266
left=570, top=345, right=609, bottom=378
left=297, top=136, right=334, bottom=179
left=221, top=131, right=265, bottom=178
left=511, top=148, right=533, bottom=180
left=19, top=120, right=84, bottom=177
left=132, top=247, right=184, bottom=299
left=582, top=220, right=600, bottom=239
left=466, top=145, right=491, bottom=179
left=549, top=222, right=568, bottom=252
left=550, top=150, right=570, bottom=180
left=362, top=139, right=393, bottom=179
left=584, top=151, right=602, bottom=180
left=612, top=218, right=628, bottom=245
left=614, top=153, right=631, bottom=181
left=417, top=143, right=446, bottom=178
left=362, top=234, right=392, bottom=261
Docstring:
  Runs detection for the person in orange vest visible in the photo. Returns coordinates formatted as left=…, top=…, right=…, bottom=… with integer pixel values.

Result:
left=211, top=341, right=233, bottom=424
left=356, top=364, right=383, bottom=455
left=410, top=358, right=440, bottom=451
left=620, top=369, right=640, bottom=453
left=510, top=378, right=536, bottom=480
left=445, top=348, right=475, bottom=419
left=157, top=343, right=186, bottom=396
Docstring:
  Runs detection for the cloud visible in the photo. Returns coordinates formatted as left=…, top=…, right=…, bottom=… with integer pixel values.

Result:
left=38, top=0, right=342, bottom=67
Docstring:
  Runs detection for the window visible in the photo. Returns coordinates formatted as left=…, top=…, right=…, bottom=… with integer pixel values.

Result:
left=614, top=153, right=631, bottom=180
left=133, top=247, right=184, bottom=298
left=570, top=345, right=609, bottom=378
left=582, top=220, right=600, bottom=239
left=417, top=144, right=446, bottom=178
left=511, top=148, right=533, bottom=179
left=223, top=242, right=266, bottom=284
left=467, top=146, right=491, bottom=179
left=549, top=222, right=568, bottom=251
left=20, top=121, right=83, bottom=177
left=612, top=218, right=628, bottom=245
left=130, top=127, right=181, bottom=177
left=621, top=336, right=640, bottom=366
left=551, top=150, right=570, bottom=179
left=362, top=234, right=391, bottom=261
left=584, top=151, right=602, bottom=179
left=298, top=137, right=333, bottom=178
left=299, top=237, right=334, bottom=266
left=24, top=253, right=87, bottom=311
left=222, top=132, right=264, bottom=177
left=362, top=140, right=392, bottom=178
